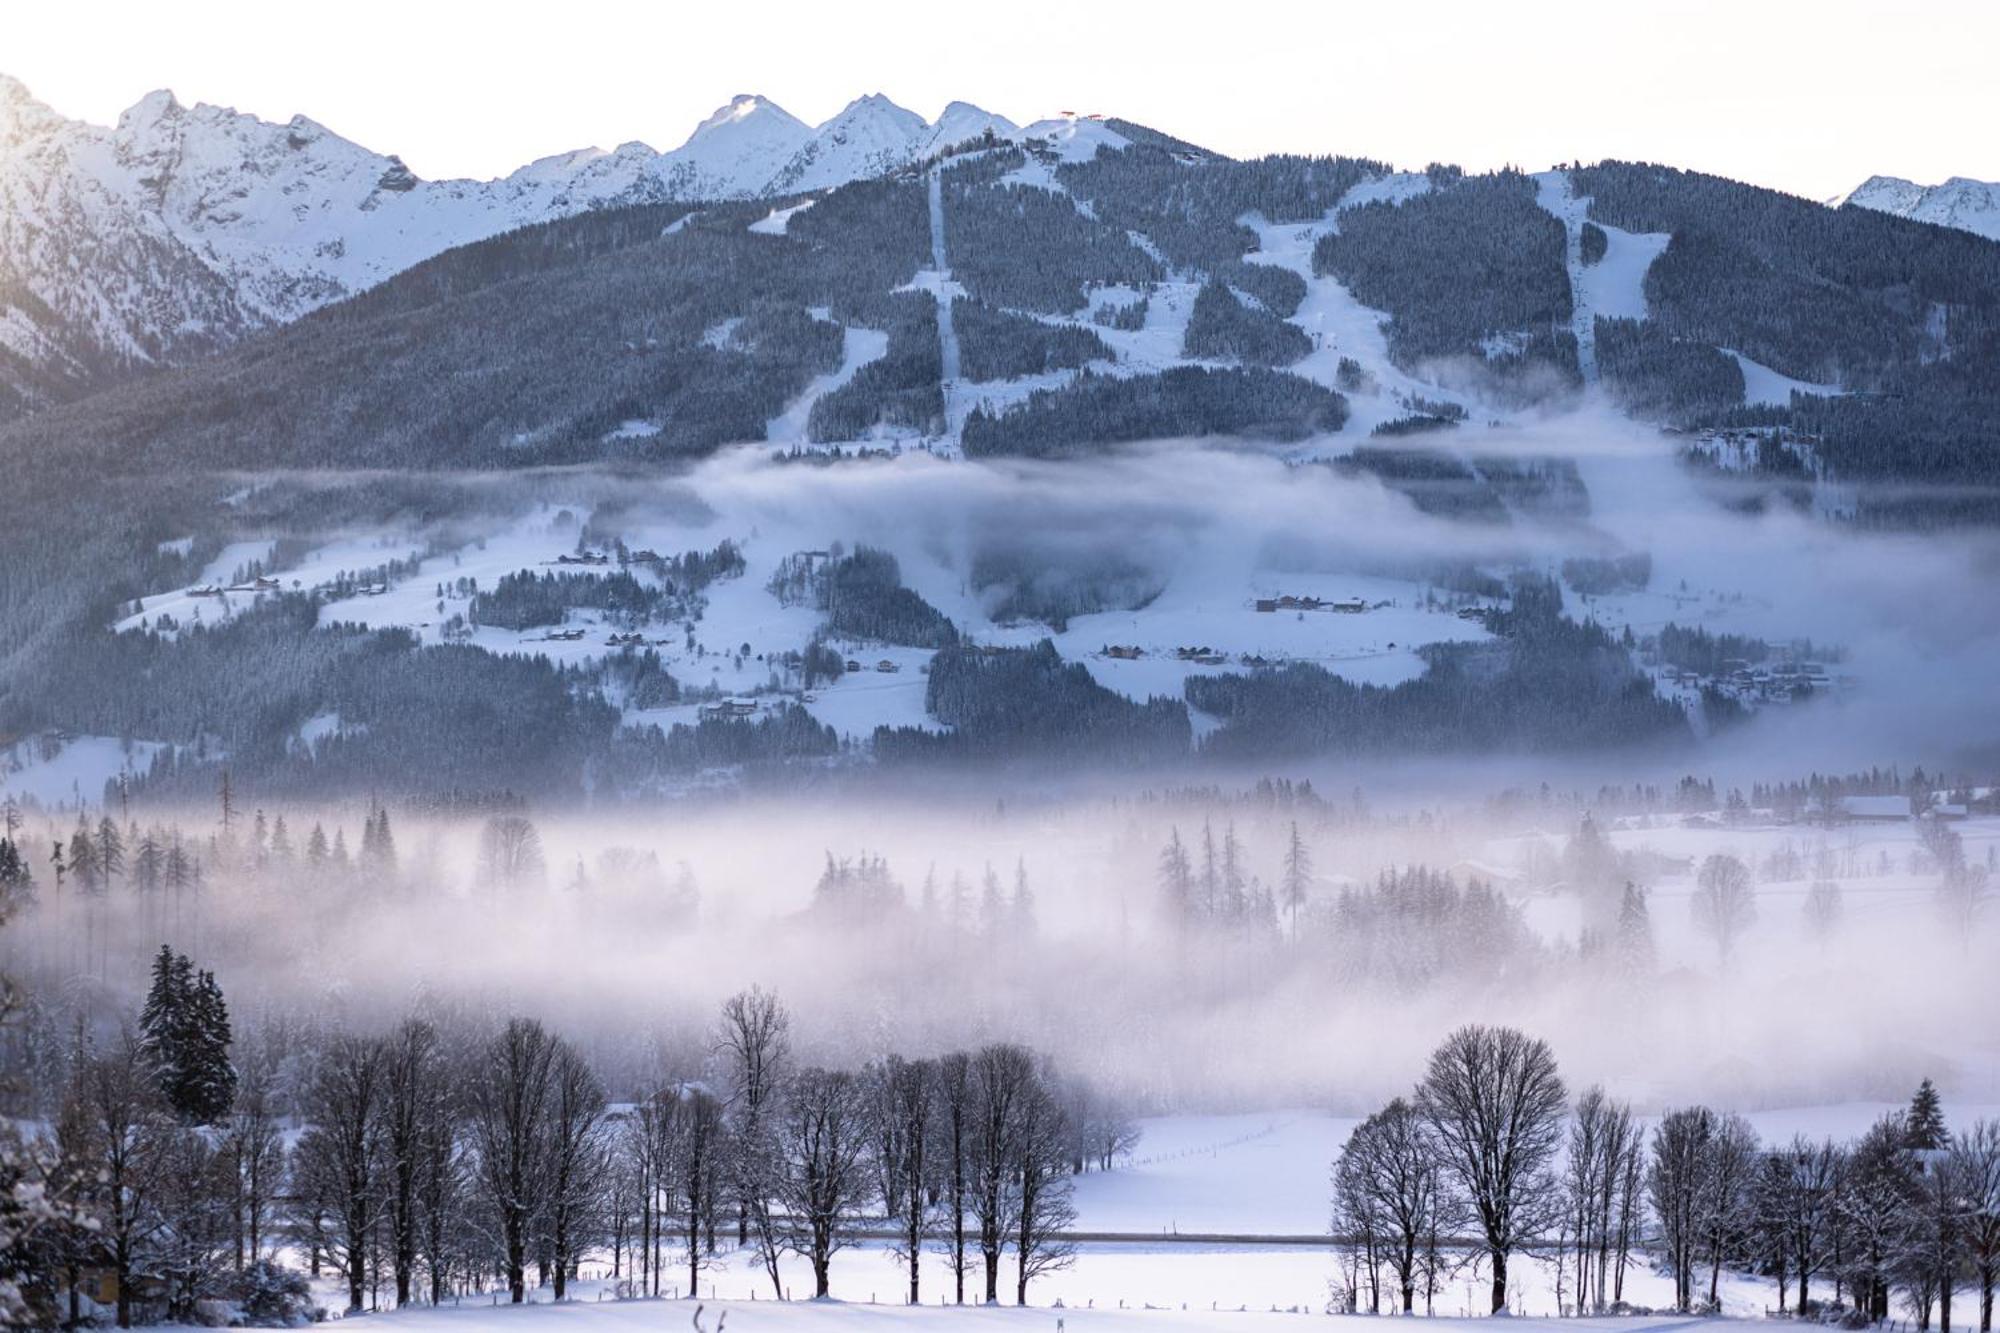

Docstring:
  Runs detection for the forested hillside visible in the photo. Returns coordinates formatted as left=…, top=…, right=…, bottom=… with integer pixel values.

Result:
left=3, top=124, right=1998, bottom=799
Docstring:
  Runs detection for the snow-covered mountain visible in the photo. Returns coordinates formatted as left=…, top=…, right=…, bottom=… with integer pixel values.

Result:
left=1835, top=173, right=2000, bottom=241
left=0, top=75, right=1042, bottom=418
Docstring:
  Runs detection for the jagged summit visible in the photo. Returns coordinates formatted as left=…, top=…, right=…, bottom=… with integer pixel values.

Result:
left=1836, top=172, right=2000, bottom=242
left=0, top=75, right=1131, bottom=419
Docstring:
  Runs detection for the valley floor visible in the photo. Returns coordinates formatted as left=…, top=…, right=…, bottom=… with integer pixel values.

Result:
left=258, top=1295, right=1754, bottom=1333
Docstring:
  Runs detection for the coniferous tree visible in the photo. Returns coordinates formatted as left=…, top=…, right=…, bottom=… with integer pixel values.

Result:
left=138, top=948, right=236, bottom=1124
left=1158, top=829, right=1193, bottom=926
left=1281, top=821, right=1312, bottom=940
left=1615, top=883, right=1655, bottom=973
left=1909, top=1079, right=1950, bottom=1151
left=95, top=818, right=125, bottom=891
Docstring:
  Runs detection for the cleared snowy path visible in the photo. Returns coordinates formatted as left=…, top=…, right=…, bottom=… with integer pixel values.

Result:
left=927, top=167, right=963, bottom=389
left=1536, top=171, right=1600, bottom=384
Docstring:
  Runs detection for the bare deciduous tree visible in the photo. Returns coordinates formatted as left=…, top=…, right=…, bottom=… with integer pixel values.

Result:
left=934, top=1050, right=974, bottom=1304
left=774, top=1065, right=873, bottom=1299
left=879, top=1056, right=938, bottom=1304
left=1693, top=853, right=1756, bottom=964
left=296, top=1034, right=387, bottom=1314
left=1011, top=1068, right=1076, bottom=1305
left=380, top=1018, right=443, bottom=1306
left=467, top=1018, right=556, bottom=1304
left=1952, top=1121, right=2000, bottom=1333
left=1416, top=1024, right=1567, bottom=1315
left=716, top=987, right=790, bottom=1299
left=225, top=1043, right=284, bottom=1270
left=544, top=1040, right=608, bottom=1301
left=1337, top=1097, right=1445, bottom=1314
left=676, top=1086, right=726, bottom=1301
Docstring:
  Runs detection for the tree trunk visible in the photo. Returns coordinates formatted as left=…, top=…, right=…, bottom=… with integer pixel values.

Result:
left=115, top=1236, right=133, bottom=1330
left=506, top=1221, right=526, bottom=1303
left=1491, top=1248, right=1508, bottom=1315
left=688, top=1218, right=700, bottom=1300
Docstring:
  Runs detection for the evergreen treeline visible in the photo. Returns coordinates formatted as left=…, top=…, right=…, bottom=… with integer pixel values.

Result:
left=1788, top=349, right=2000, bottom=520
left=1312, top=170, right=1579, bottom=400
left=970, top=540, right=1162, bottom=631
left=1331, top=446, right=1510, bottom=521
left=817, top=547, right=959, bottom=648
left=1221, top=262, right=1309, bottom=319
left=875, top=640, right=1190, bottom=765
left=962, top=366, right=1347, bottom=458
left=1561, top=553, right=1653, bottom=596
left=1181, top=278, right=1312, bottom=366
left=943, top=176, right=1160, bottom=314
left=1579, top=221, right=1609, bottom=266
left=1595, top=316, right=1747, bottom=424
left=1653, top=623, right=1779, bottom=675
left=1188, top=577, right=1688, bottom=757
left=1572, top=161, right=2000, bottom=387
left=470, top=571, right=668, bottom=631
left=18, top=597, right=617, bottom=801
left=1059, top=146, right=1386, bottom=275
left=610, top=704, right=840, bottom=775
left=468, top=542, right=744, bottom=632
left=807, top=292, right=945, bottom=442
left=951, top=300, right=1111, bottom=381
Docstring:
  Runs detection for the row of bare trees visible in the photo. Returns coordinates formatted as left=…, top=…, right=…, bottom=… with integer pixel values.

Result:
left=26, top=983, right=1131, bottom=1327
left=1335, top=1028, right=2000, bottom=1329
left=705, top=987, right=1119, bottom=1305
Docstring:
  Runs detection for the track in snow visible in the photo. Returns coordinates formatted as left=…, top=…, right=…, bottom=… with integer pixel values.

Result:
left=1535, top=171, right=1600, bottom=385
left=926, top=168, right=962, bottom=390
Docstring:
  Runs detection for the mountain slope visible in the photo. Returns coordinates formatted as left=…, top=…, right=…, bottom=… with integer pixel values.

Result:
left=0, top=76, right=1037, bottom=421
left=1836, top=174, right=2000, bottom=241
left=7, top=147, right=1997, bottom=515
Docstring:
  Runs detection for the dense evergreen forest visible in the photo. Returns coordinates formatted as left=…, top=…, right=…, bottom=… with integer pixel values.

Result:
left=962, top=367, right=1348, bottom=457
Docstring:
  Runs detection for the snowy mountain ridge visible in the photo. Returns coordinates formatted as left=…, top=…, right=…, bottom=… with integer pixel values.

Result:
left=1835, top=173, right=2000, bottom=241
left=0, top=75, right=1031, bottom=416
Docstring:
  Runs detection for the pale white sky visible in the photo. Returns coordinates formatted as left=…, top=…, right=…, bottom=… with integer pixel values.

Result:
left=8, top=0, right=1994, bottom=200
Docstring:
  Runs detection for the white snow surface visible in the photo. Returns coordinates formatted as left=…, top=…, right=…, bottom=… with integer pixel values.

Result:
left=1723, top=349, right=1841, bottom=407
left=178, top=1283, right=1763, bottom=1331
left=749, top=199, right=818, bottom=235
left=1533, top=170, right=1670, bottom=384
left=1239, top=209, right=1474, bottom=436
left=1836, top=172, right=2000, bottom=241
left=0, top=734, right=168, bottom=808
left=1015, top=116, right=1131, bottom=163
left=0, top=74, right=1051, bottom=407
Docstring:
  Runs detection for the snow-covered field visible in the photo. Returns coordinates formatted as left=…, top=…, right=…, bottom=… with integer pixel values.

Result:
left=230, top=1295, right=1755, bottom=1333
left=0, top=734, right=169, bottom=805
